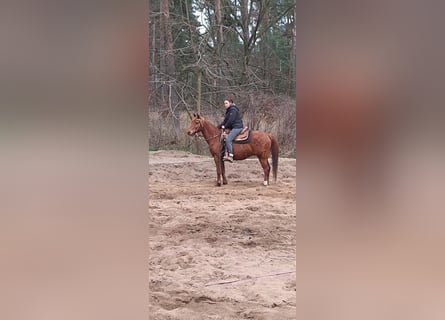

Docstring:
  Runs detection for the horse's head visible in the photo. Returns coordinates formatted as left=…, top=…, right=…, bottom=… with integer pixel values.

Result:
left=187, top=114, right=204, bottom=136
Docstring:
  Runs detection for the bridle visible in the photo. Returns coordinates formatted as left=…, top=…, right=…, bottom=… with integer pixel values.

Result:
left=191, top=118, right=220, bottom=142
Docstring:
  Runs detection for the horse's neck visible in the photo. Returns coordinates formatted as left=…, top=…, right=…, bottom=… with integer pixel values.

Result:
left=201, top=121, right=219, bottom=142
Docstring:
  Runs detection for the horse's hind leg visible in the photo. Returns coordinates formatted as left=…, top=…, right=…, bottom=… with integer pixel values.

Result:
left=258, top=156, right=271, bottom=186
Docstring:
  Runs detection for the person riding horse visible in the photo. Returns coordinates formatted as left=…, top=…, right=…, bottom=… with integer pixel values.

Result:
left=218, top=99, right=244, bottom=162
left=187, top=113, right=278, bottom=186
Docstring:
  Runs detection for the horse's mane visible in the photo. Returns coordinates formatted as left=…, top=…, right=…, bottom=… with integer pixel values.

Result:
left=195, top=114, right=218, bottom=129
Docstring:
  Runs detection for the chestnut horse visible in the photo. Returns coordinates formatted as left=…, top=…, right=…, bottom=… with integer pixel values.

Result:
left=187, top=114, right=279, bottom=186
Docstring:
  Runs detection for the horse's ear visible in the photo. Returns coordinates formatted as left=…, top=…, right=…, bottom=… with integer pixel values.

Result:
left=193, top=113, right=196, bottom=117
left=197, top=114, right=200, bottom=119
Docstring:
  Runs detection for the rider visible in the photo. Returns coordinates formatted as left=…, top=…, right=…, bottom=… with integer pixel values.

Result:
left=218, top=99, right=244, bottom=162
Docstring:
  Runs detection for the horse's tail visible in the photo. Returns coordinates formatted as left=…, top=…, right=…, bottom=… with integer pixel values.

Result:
left=269, top=134, right=279, bottom=182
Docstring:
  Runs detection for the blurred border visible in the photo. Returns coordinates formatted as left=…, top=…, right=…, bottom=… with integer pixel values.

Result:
left=295, top=1, right=445, bottom=319
left=1, top=1, right=149, bottom=319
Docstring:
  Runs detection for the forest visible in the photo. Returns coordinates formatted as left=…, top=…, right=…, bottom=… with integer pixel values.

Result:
left=149, top=0, right=296, bottom=157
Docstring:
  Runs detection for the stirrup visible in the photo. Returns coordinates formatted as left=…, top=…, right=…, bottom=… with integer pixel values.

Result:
left=223, top=154, right=233, bottom=162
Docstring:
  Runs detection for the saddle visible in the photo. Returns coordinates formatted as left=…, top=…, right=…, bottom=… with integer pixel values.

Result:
left=223, top=127, right=251, bottom=144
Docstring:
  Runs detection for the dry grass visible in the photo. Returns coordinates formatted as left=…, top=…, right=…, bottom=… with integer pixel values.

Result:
left=149, top=95, right=296, bottom=157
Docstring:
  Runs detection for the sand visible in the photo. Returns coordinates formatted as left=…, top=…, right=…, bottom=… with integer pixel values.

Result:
left=149, top=150, right=296, bottom=319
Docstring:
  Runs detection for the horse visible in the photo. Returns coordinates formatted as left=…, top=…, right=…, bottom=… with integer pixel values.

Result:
left=187, top=114, right=279, bottom=186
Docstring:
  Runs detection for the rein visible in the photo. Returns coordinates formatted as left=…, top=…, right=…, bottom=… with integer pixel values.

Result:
left=203, top=133, right=220, bottom=141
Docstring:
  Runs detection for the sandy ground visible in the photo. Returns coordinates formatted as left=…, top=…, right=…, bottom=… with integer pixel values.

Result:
left=149, top=150, right=296, bottom=319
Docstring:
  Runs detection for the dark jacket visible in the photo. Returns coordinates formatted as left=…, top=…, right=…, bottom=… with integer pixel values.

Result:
left=219, top=104, right=243, bottom=129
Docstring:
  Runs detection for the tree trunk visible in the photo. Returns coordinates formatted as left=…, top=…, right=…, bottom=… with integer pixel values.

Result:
left=195, top=69, right=202, bottom=154
left=213, top=0, right=224, bottom=105
left=239, top=0, right=250, bottom=83
left=159, top=0, right=168, bottom=106
left=160, top=0, right=180, bottom=141
left=196, top=70, right=202, bottom=115
left=290, top=4, right=296, bottom=96
left=215, top=0, right=223, bottom=45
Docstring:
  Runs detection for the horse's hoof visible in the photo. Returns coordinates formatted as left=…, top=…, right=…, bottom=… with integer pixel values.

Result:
left=223, top=181, right=228, bottom=185
left=263, top=181, right=268, bottom=186
left=216, top=182, right=221, bottom=187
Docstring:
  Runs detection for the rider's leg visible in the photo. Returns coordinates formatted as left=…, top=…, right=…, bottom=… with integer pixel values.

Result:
left=225, top=128, right=243, bottom=160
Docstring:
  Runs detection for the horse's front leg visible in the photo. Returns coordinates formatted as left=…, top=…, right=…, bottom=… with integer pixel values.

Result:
left=221, top=158, right=228, bottom=185
left=213, top=155, right=222, bottom=186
